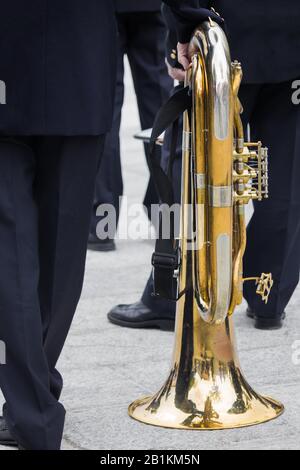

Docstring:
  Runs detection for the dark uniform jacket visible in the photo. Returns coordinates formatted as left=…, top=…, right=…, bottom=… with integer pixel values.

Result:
left=2, top=1, right=299, bottom=135
left=0, top=0, right=117, bottom=135
left=115, top=1, right=161, bottom=12
left=164, top=0, right=300, bottom=84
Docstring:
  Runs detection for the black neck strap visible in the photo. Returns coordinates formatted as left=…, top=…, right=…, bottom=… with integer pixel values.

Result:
left=147, top=86, right=192, bottom=300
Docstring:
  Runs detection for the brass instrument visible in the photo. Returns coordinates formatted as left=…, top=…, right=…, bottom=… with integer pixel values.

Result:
left=129, top=21, right=284, bottom=430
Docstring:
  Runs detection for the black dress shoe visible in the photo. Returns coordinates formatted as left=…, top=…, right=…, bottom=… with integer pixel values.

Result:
left=107, top=300, right=175, bottom=331
left=246, top=308, right=286, bottom=330
left=87, top=233, right=116, bottom=252
left=0, top=417, right=17, bottom=448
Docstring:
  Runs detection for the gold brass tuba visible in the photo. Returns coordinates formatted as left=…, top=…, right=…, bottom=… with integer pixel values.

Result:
left=128, top=21, right=284, bottom=429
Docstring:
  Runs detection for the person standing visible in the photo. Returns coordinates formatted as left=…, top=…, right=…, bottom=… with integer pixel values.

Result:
left=108, top=0, right=300, bottom=330
left=88, top=0, right=173, bottom=251
left=0, top=0, right=117, bottom=450
left=0, top=0, right=196, bottom=452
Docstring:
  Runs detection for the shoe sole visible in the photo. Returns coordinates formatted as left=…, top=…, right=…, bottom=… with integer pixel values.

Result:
left=254, top=320, right=283, bottom=330
left=0, top=440, right=18, bottom=447
left=247, top=310, right=285, bottom=329
left=107, top=313, right=175, bottom=332
left=87, top=243, right=116, bottom=252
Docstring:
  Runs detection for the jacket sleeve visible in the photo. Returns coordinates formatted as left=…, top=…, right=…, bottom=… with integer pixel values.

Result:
left=162, top=4, right=181, bottom=68
left=162, top=0, right=222, bottom=43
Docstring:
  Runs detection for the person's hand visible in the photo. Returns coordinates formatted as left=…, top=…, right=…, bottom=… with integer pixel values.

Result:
left=165, top=40, right=191, bottom=82
left=177, top=42, right=190, bottom=71
left=166, top=42, right=189, bottom=82
left=165, top=8, right=226, bottom=82
left=165, top=59, right=186, bottom=82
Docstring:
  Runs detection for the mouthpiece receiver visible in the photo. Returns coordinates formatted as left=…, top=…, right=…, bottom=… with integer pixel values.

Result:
left=243, top=273, right=274, bottom=304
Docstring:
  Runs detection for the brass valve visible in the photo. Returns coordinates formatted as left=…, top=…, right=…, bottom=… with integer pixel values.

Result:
left=233, top=142, right=269, bottom=204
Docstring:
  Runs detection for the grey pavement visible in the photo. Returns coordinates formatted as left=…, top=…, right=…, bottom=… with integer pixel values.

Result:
left=1, top=61, right=300, bottom=451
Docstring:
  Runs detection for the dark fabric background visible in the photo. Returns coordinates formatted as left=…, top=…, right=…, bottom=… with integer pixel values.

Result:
left=115, top=0, right=161, bottom=12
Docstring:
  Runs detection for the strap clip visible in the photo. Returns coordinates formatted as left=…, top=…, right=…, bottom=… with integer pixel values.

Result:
left=151, top=251, right=179, bottom=271
left=151, top=247, right=181, bottom=301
